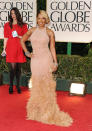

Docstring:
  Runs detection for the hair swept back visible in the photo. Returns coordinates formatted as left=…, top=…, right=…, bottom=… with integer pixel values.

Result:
left=37, top=10, right=50, bottom=24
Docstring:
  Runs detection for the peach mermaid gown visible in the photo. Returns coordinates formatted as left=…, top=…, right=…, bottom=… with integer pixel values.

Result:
left=27, top=27, right=73, bottom=126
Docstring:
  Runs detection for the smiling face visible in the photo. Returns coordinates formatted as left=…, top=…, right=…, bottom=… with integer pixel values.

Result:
left=11, top=10, right=17, bottom=20
left=37, top=14, right=46, bottom=28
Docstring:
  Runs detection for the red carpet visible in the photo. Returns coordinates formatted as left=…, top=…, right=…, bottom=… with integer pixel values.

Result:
left=0, top=85, right=92, bottom=131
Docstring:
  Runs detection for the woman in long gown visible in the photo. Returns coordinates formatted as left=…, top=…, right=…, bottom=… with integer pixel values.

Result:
left=20, top=10, right=73, bottom=126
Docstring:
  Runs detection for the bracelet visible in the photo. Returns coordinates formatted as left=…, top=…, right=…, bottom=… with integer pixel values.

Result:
left=25, top=51, right=30, bottom=56
left=54, top=63, right=58, bottom=67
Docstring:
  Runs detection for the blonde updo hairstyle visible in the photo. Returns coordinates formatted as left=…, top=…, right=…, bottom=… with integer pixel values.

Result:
left=37, top=10, right=50, bottom=24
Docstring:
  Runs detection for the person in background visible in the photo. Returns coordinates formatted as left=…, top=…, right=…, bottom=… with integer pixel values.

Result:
left=1, top=7, right=28, bottom=94
left=20, top=10, right=73, bottom=126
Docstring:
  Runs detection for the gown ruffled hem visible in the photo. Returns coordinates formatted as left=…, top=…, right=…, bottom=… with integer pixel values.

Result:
left=26, top=75, right=73, bottom=127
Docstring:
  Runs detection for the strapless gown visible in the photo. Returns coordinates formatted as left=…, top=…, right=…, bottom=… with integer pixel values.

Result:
left=26, top=27, right=73, bottom=126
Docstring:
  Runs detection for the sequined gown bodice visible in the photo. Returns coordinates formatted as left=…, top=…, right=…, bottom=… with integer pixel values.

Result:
left=31, top=27, right=49, bottom=54
left=30, top=27, right=54, bottom=77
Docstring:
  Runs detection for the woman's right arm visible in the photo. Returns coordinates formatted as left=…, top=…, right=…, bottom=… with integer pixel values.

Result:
left=3, top=38, right=8, bottom=51
left=1, top=38, right=8, bottom=56
left=20, top=27, right=35, bottom=58
left=1, top=23, right=8, bottom=56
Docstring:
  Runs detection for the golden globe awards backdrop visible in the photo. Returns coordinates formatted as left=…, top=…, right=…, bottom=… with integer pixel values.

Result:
left=0, top=0, right=37, bottom=39
left=47, top=0, right=92, bottom=42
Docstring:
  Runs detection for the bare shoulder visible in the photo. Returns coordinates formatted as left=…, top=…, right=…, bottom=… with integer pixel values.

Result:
left=46, top=27, right=55, bottom=37
left=26, top=27, right=37, bottom=36
left=29, top=27, right=36, bottom=33
left=31, top=27, right=37, bottom=32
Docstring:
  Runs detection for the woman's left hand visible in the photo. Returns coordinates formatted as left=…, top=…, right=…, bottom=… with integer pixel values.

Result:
left=53, top=66, right=58, bottom=72
left=52, top=63, right=58, bottom=72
